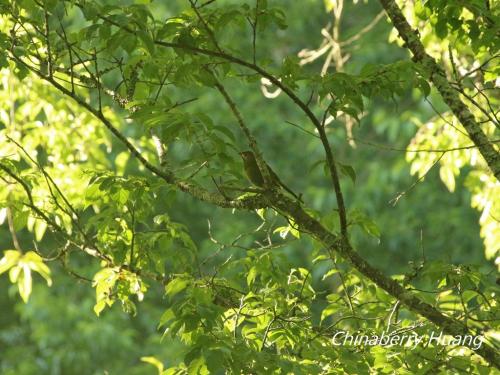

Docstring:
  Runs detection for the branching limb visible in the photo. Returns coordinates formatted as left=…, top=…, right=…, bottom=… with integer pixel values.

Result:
left=84, top=9, right=348, bottom=236
left=8, top=53, right=266, bottom=211
left=379, top=0, right=500, bottom=181
left=271, top=191, right=500, bottom=368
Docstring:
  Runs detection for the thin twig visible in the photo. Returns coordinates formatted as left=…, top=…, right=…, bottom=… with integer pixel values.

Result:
left=347, top=137, right=500, bottom=153
left=389, top=152, right=446, bottom=206
left=6, top=207, right=22, bottom=252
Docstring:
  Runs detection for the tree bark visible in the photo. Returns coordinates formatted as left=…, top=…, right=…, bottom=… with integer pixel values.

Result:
left=379, top=0, right=500, bottom=181
left=273, top=193, right=500, bottom=368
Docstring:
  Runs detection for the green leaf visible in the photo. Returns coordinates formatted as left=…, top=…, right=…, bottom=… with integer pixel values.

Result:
left=13, top=210, right=29, bottom=231
left=339, top=163, right=356, bottom=184
left=34, top=219, right=48, bottom=242
left=322, top=268, right=339, bottom=281
left=274, top=225, right=290, bottom=239
left=165, top=277, right=189, bottom=297
left=17, top=266, right=32, bottom=303
left=93, top=300, right=107, bottom=316
left=320, top=304, right=337, bottom=322
left=439, top=165, right=456, bottom=192
left=137, top=29, right=156, bottom=55
left=92, top=267, right=118, bottom=315
left=0, top=251, right=51, bottom=302
left=141, top=356, right=164, bottom=374
left=205, top=349, right=226, bottom=372
left=312, top=254, right=329, bottom=264
left=187, top=356, right=209, bottom=375
left=417, top=78, right=431, bottom=97
left=256, top=208, right=266, bottom=221
left=361, top=219, right=380, bottom=239
left=0, top=207, right=7, bottom=224
left=0, top=250, right=21, bottom=275
left=159, top=308, right=176, bottom=328
left=350, top=209, right=381, bottom=240
left=158, top=18, right=186, bottom=39
left=435, top=18, right=448, bottom=39
left=23, top=251, right=52, bottom=286
left=214, top=126, right=236, bottom=142
left=247, top=266, right=258, bottom=286
left=195, top=70, right=217, bottom=87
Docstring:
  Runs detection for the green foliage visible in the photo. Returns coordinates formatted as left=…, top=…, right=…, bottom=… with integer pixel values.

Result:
left=0, top=250, right=52, bottom=302
left=399, top=0, right=499, bottom=263
left=0, top=0, right=498, bottom=373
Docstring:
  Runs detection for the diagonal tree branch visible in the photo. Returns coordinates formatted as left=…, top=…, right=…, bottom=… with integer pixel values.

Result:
left=81, top=5, right=349, bottom=238
left=0, top=162, right=111, bottom=263
left=379, top=0, right=500, bottom=181
left=6, top=3, right=499, bottom=367
left=271, top=192, right=500, bottom=368
left=8, top=54, right=266, bottom=212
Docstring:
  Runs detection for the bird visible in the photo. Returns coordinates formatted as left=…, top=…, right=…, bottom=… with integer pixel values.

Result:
left=239, top=151, right=302, bottom=202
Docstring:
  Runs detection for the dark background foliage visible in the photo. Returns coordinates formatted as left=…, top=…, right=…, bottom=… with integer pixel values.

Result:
left=0, top=0, right=496, bottom=373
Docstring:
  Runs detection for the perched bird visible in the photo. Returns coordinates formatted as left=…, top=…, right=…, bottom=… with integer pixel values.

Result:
left=239, top=151, right=302, bottom=202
